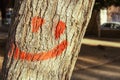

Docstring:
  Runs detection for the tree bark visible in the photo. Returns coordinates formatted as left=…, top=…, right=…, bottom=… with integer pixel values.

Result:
left=2, top=0, right=95, bottom=80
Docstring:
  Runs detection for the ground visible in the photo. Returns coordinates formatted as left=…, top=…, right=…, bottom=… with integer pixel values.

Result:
left=72, top=37, right=120, bottom=80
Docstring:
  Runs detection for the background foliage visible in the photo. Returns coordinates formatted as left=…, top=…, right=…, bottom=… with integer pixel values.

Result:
left=94, top=0, right=120, bottom=10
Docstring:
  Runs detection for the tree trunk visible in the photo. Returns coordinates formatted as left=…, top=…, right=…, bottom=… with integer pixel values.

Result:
left=2, top=0, right=95, bottom=80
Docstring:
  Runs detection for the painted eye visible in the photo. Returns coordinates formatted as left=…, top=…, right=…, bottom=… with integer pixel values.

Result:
left=55, top=21, right=66, bottom=39
left=31, top=16, right=44, bottom=33
left=31, top=16, right=66, bottom=40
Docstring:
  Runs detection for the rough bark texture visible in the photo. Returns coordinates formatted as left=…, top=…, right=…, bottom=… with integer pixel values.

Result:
left=2, top=0, right=95, bottom=80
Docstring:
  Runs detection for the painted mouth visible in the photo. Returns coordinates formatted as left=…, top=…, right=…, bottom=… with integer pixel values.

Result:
left=8, top=40, right=68, bottom=61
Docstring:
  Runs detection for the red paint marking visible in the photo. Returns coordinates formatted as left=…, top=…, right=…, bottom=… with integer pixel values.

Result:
left=33, top=54, right=40, bottom=61
left=8, top=40, right=68, bottom=61
left=26, top=53, right=33, bottom=61
left=31, top=16, right=44, bottom=33
left=55, top=21, right=66, bottom=39
left=14, top=47, right=20, bottom=59
left=20, top=51, right=26, bottom=60
left=8, top=19, right=68, bottom=61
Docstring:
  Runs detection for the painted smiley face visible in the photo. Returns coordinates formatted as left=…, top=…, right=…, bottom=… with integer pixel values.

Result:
left=8, top=16, right=68, bottom=61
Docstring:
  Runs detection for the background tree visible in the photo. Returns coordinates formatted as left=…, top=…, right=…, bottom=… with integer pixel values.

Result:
left=2, top=0, right=95, bottom=80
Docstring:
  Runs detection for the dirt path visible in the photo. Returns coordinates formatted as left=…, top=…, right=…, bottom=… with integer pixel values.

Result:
left=72, top=37, right=120, bottom=80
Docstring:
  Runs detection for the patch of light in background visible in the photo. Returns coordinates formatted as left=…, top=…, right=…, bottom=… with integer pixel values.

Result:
left=82, top=38, right=120, bottom=48
left=100, top=9, right=107, bottom=25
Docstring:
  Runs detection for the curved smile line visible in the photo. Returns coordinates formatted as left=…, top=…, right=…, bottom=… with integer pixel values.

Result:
left=8, top=40, right=68, bottom=61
